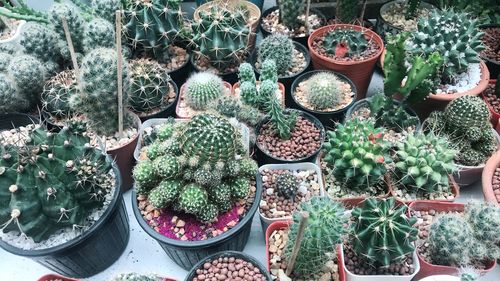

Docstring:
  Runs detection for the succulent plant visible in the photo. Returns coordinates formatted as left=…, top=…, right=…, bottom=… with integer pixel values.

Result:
left=323, top=118, right=391, bottom=190
left=8, top=54, right=46, bottom=103
left=0, top=0, right=49, bottom=23
left=128, top=58, right=171, bottom=114
left=322, top=28, right=367, bottom=58
left=405, top=0, right=421, bottom=19
left=20, top=23, right=61, bottom=63
left=459, top=267, right=479, bottom=281
left=112, top=273, right=162, bottom=281
left=48, top=2, right=85, bottom=53
left=0, top=127, right=115, bottom=243
left=91, top=0, right=121, bottom=23
left=278, top=0, right=306, bottom=30
left=41, top=69, right=79, bottom=119
left=0, top=74, right=29, bottom=114
left=148, top=179, right=183, bottom=209
left=351, top=198, right=418, bottom=266
left=275, top=172, right=298, bottom=199
left=335, top=0, right=359, bottom=23
left=83, top=17, right=115, bottom=53
left=284, top=196, right=348, bottom=278
left=464, top=202, right=500, bottom=259
left=184, top=72, right=223, bottom=111
left=178, top=183, right=208, bottom=215
left=258, top=34, right=294, bottom=75
left=305, top=72, right=343, bottom=111
left=0, top=52, right=12, bottom=72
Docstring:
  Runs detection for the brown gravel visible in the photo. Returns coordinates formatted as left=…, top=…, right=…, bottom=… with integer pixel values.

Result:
left=257, top=116, right=322, bottom=161
left=164, top=46, right=189, bottom=72
left=311, top=32, right=381, bottom=62
left=192, top=256, right=267, bottom=281
left=261, top=9, right=325, bottom=38
left=177, top=83, right=232, bottom=118
left=481, top=27, right=500, bottom=63
left=483, top=84, right=500, bottom=114
left=380, top=2, right=432, bottom=31
left=193, top=53, right=247, bottom=75
left=293, top=77, right=354, bottom=112
left=492, top=167, right=500, bottom=203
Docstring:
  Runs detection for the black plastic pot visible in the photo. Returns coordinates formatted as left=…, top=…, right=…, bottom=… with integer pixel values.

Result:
left=260, top=6, right=327, bottom=47
left=0, top=161, right=129, bottom=278
left=131, top=177, right=263, bottom=270
left=184, top=251, right=272, bottom=281
left=255, top=109, right=326, bottom=165
left=133, top=81, right=180, bottom=122
left=291, top=70, right=357, bottom=129
left=0, top=113, right=40, bottom=130
left=250, top=41, right=312, bottom=107
left=190, top=54, right=244, bottom=85
left=479, top=24, right=500, bottom=78
left=168, top=53, right=193, bottom=87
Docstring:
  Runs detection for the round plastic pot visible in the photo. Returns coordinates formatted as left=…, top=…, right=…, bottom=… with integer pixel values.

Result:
left=37, top=274, right=80, bottom=281
left=479, top=24, right=500, bottom=78
left=291, top=70, right=357, bottom=128
left=131, top=180, right=262, bottom=270
left=184, top=250, right=272, bottom=281
left=481, top=149, right=500, bottom=205
left=408, top=201, right=497, bottom=280
left=249, top=41, right=311, bottom=107
left=167, top=53, right=193, bottom=87
left=0, top=113, right=39, bottom=130
left=0, top=161, right=130, bottom=278
left=257, top=162, right=325, bottom=234
left=0, top=18, right=25, bottom=44
left=481, top=80, right=499, bottom=128
left=417, top=276, right=460, bottom=281
left=308, top=24, right=384, bottom=99
left=233, top=81, right=286, bottom=107
left=175, top=81, right=233, bottom=119
left=255, top=109, right=326, bottom=165
left=132, top=81, right=179, bottom=123
left=190, top=55, right=242, bottom=85
left=387, top=174, right=460, bottom=203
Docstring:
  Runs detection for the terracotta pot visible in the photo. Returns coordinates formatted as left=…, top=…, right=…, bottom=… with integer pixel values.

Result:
left=37, top=274, right=79, bottom=281
left=481, top=150, right=500, bottom=205
left=479, top=24, right=500, bottom=78
left=481, top=80, right=499, bottom=128
left=233, top=81, right=286, bottom=107
left=387, top=175, right=460, bottom=203
left=265, top=220, right=346, bottom=281
left=307, top=24, right=384, bottom=99
left=175, top=81, right=233, bottom=119
left=408, top=201, right=498, bottom=280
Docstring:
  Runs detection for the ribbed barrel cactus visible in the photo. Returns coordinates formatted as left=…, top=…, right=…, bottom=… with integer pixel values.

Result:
left=323, top=28, right=367, bottom=58
left=258, top=34, right=294, bottom=75
left=278, top=0, right=306, bottom=30
left=305, top=72, right=343, bottom=110
left=41, top=69, right=79, bottom=119
left=184, top=72, right=223, bottom=111
left=351, top=198, right=418, bottom=266
left=0, top=128, right=115, bottom=243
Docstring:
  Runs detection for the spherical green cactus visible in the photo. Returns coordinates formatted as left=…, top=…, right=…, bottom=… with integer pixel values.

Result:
left=464, top=202, right=500, bottom=260
left=0, top=52, right=13, bottom=72
left=275, top=173, right=298, bottom=199
left=133, top=159, right=159, bottom=194
left=278, top=0, right=306, bottom=30
left=0, top=74, right=28, bottom=114
left=178, top=183, right=208, bottom=214
left=83, top=18, right=115, bottom=53
left=41, top=70, right=79, bottom=119
left=91, top=0, right=121, bottom=23
left=184, top=72, right=223, bottom=110
left=8, top=54, right=46, bottom=105
left=48, top=2, right=85, bottom=52
left=20, top=23, right=60, bottom=63
left=148, top=179, right=183, bottom=209
left=323, top=28, right=367, bottom=57
left=153, top=155, right=180, bottom=179
left=229, top=177, right=250, bottom=200
left=208, top=182, right=232, bottom=210
left=214, top=95, right=240, bottom=117
left=352, top=198, right=418, bottom=266
left=197, top=202, right=219, bottom=223
left=239, top=158, right=258, bottom=178
left=0, top=128, right=114, bottom=243
left=284, top=196, right=348, bottom=278
left=305, top=72, right=343, bottom=110
left=258, top=34, right=294, bottom=75
left=193, top=168, right=222, bottom=187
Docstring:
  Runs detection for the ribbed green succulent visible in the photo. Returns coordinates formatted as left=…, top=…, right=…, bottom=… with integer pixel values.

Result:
left=148, top=179, right=183, bottom=209
left=258, top=34, right=294, bottom=75
left=284, top=196, right=348, bottom=278
left=323, top=28, right=367, bottom=58
left=41, top=69, right=79, bottom=119
left=178, top=183, right=207, bottom=215
left=351, top=198, right=418, bottom=266
left=335, top=0, right=359, bottom=23
left=83, top=17, right=115, bottom=53
left=184, top=72, right=223, bottom=111
left=275, top=172, right=298, bottom=199
left=278, top=0, right=306, bottom=30
left=305, top=72, right=343, bottom=111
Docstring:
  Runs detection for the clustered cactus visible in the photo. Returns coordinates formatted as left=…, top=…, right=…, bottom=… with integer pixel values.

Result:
left=278, top=0, right=306, bottom=30
left=258, top=34, right=294, bottom=75
left=405, top=0, right=421, bottom=19
left=41, top=69, right=79, bottom=119
left=322, top=28, right=368, bottom=58
left=305, top=72, right=344, bottom=111
left=133, top=114, right=257, bottom=223
left=184, top=72, right=224, bottom=111
left=275, top=172, right=298, bottom=199
left=83, top=17, right=115, bottom=53
left=0, top=127, right=115, bottom=243
left=351, top=198, right=418, bottom=266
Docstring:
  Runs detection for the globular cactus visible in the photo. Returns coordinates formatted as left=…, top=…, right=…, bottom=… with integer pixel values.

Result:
left=394, top=132, right=457, bottom=193
left=260, top=59, right=278, bottom=83
left=128, top=58, right=171, bottom=114
left=208, top=182, right=232, bottom=211
left=239, top=63, right=260, bottom=107
left=408, top=9, right=484, bottom=80
left=335, top=0, right=359, bottom=24
left=20, top=23, right=61, bottom=63
left=148, top=179, right=183, bottom=209
left=323, top=28, right=367, bottom=58
left=405, top=0, right=421, bottom=19
left=323, top=118, right=391, bottom=190
left=123, top=0, right=184, bottom=62
left=178, top=183, right=208, bottom=215
left=0, top=128, right=114, bottom=243
left=464, top=202, right=500, bottom=260
left=0, top=52, right=13, bottom=72
left=41, top=70, right=79, bottom=119
left=48, top=2, right=85, bottom=53
left=229, top=177, right=250, bottom=199
left=278, top=0, right=306, bottom=30
left=351, top=198, right=418, bottom=266
left=0, top=74, right=29, bottom=114
left=8, top=54, right=46, bottom=102
left=275, top=172, right=298, bottom=199
left=258, top=34, right=294, bottom=75
left=133, top=159, right=159, bottom=194
left=191, top=6, right=250, bottom=70
left=305, top=72, right=343, bottom=111
left=153, top=155, right=180, bottom=179
left=112, top=273, right=163, bottom=281
left=284, top=196, right=348, bottom=278
left=239, top=158, right=258, bottom=178
left=444, top=95, right=491, bottom=138
left=83, top=17, right=115, bottom=53
left=459, top=267, right=479, bottom=281
left=91, top=0, right=121, bottom=23
left=184, top=72, right=223, bottom=110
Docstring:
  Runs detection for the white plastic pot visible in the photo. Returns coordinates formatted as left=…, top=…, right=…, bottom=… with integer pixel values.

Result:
left=340, top=244, right=420, bottom=281
left=0, top=15, right=25, bottom=44
left=417, top=276, right=460, bottom=281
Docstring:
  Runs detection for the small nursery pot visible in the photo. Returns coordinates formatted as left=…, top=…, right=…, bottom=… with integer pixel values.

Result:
left=481, top=149, right=500, bottom=205
left=175, top=81, right=233, bottom=119
left=131, top=180, right=262, bottom=270
left=132, top=80, right=179, bottom=122
left=0, top=113, right=39, bottom=130
left=185, top=251, right=272, bottom=281
left=408, top=201, right=497, bottom=280
left=387, top=175, right=460, bottom=203
left=255, top=109, right=326, bottom=165
left=479, top=24, right=500, bottom=78
left=0, top=160, right=129, bottom=278
left=190, top=55, right=243, bottom=85
left=308, top=24, right=384, bottom=99
left=167, top=53, right=193, bottom=87
left=233, top=81, right=286, bottom=107
left=481, top=80, right=499, bottom=127
left=291, top=70, right=357, bottom=128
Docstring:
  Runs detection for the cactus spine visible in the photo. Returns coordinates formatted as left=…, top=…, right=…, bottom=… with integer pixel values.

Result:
left=258, top=34, right=294, bottom=75
left=278, top=0, right=306, bottom=30
left=20, top=23, right=61, bottom=64
left=184, top=72, right=223, bottom=111
left=305, top=72, right=343, bottom=111
left=41, top=70, right=79, bottom=119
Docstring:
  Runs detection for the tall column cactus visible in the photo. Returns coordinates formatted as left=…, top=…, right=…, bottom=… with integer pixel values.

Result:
left=278, top=0, right=306, bottom=30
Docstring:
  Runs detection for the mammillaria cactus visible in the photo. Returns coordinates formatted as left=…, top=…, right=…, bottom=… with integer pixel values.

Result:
left=112, top=273, right=163, bottom=281
left=184, top=72, right=223, bottom=111
left=83, top=17, right=115, bottom=53
left=0, top=127, right=115, bottom=243
left=0, top=74, right=29, bottom=114
left=464, top=203, right=500, bottom=259
left=323, top=28, right=367, bottom=58
left=20, top=23, right=61, bottom=63
left=323, top=118, right=391, bottom=190
left=258, top=34, right=294, bottom=75
left=351, top=198, right=418, bottom=266
left=178, top=183, right=208, bottom=215
left=91, top=0, right=121, bottom=23
left=0, top=52, right=12, bottom=72
left=278, top=0, right=306, bottom=30
left=48, top=2, right=85, bottom=53
left=128, top=58, right=171, bottom=114
left=305, top=72, right=343, bottom=110
left=41, top=69, right=79, bottom=119
left=8, top=54, right=46, bottom=102
left=335, top=0, right=359, bottom=23
left=275, top=172, right=298, bottom=199
left=284, top=196, right=348, bottom=278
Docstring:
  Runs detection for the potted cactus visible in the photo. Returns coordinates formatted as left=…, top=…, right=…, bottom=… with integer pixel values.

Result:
left=482, top=150, right=500, bottom=205
left=307, top=24, right=384, bottom=99
left=0, top=127, right=129, bottom=278
left=111, top=273, right=177, bottom=281
left=340, top=198, right=420, bottom=280
left=131, top=113, right=262, bottom=270
left=479, top=24, right=499, bottom=77
left=424, top=95, right=499, bottom=186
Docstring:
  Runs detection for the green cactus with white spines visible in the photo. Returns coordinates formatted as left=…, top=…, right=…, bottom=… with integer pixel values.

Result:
left=0, top=52, right=12, bottom=72
left=335, top=0, right=359, bottom=23
left=260, top=59, right=278, bottom=83
left=351, top=198, right=418, bottom=266
left=9, top=54, right=46, bottom=102
left=178, top=183, right=208, bottom=215
left=123, top=0, right=184, bottom=62
left=394, top=132, right=457, bottom=193
left=284, top=196, right=348, bottom=278
left=0, top=127, right=115, bottom=243
left=239, top=158, right=258, bottom=178
left=408, top=9, right=484, bottom=81
left=238, top=62, right=256, bottom=86
left=198, top=202, right=219, bottom=223
left=132, top=159, right=159, bottom=194
left=184, top=72, right=223, bottom=111
left=278, top=0, right=306, bottom=30
left=91, top=0, right=121, bottom=23
left=464, top=203, right=500, bottom=259
left=0, top=74, right=29, bottom=114
left=323, top=118, right=391, bottom=190
left=41, top=69, right=79, bottom=119
left=20, top=23, right=61, bottom=63
left=83, top=17, right=115, bottom=53
left=112, top=273, right=163, bottom=281
left=153, top=155, right=179, bottom=179
left=128, top=58, right=171, bottom=114
left=193, top=168, right=222, bottom=187
left=208, top=182, right=232, bottom=211
left=275, top=172, right=298, bottom=199
left=191, top=5, right=250, bottom=70
left=258, top=34, right=294, bottom=75
left=229, top=177, right=250, bottom=199
left=305, top=72, right=343, bottom=111
left=148, top=179, right=183, bottom=209
left=405, top=0, right=421, bottom=19
left=459, top=267, right=479, bottom=281
left=48, top=2, right=85, bottom=53
left=323, top=28, right=367, bottom=57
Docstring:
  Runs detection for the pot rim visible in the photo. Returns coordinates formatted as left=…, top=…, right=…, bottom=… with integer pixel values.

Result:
left=377, top=0, right=437, bottom=31
left=175, top=81, right=233, bottom=119
left=481, top=149, right=500, bottom=205
left=259, top=6, right=327, bottom=39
